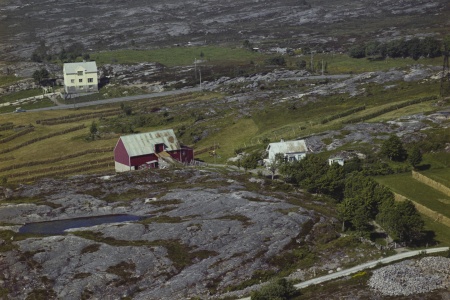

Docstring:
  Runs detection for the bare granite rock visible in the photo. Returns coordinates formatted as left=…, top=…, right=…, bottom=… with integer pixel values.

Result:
left=0, top=169, right=320, bottom=299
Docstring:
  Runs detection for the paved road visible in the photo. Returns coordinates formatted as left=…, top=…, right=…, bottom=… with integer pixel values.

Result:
left=26, top=87, right=201, bottom=112
left=238, top=246, right=449, bottom=300
left=24, top=74, right=352, bottom=113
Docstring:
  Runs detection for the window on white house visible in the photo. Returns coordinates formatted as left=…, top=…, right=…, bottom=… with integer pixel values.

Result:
left=88, top=78, right=93, bottom=83
left=77, top=71, right=83, bottom=76
left=79, top=79, right=83, bottom=83
left=70, top=79, right=74, bottom=83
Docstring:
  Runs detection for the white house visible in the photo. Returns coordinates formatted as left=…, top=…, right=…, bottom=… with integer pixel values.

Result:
left=264, top=139, right=310, bottom=165
left=328, top=150, right=367, bottom=166
left=328, top=157, right=345, bottom=166
left=63, top=61, right=98, bottom=94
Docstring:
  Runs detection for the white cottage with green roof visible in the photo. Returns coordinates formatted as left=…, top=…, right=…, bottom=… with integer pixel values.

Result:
left=63, top=61, right=98, bottom=94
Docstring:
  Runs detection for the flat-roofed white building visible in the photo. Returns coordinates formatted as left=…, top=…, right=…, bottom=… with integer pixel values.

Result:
left=63, top=61, right=98, bottom=94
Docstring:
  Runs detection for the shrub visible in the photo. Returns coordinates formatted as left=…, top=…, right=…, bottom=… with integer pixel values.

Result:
left=250, top=278, right=297, bottom=300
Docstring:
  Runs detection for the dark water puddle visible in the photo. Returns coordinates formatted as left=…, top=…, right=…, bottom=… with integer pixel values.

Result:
left=19, top=214, right=143, bottom=235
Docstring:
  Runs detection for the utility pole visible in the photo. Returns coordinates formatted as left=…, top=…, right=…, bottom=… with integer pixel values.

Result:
left=213, top=141, right=216, bottom=164
left=199, top=67, right=202, bottom=91
left=440, top=47, right=449, bottom=97
left=194, top=58, right=197, bottom=80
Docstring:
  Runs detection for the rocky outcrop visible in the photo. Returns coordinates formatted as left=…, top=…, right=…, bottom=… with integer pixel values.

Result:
left=0, top=0, right=446, bottom=60
left=0, top=169, right=319, bottom=299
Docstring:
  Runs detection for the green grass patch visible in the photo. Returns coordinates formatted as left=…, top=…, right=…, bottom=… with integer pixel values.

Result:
left=73, top=272, right=91, bottom=280
left=292, top=269, right=370, bottom=300
left=217, top=214, right=253, bottom=226
left=422, top=152, right=450, bottom=169
left=421, top=214, right=450, bottom=246
left=229, top=269, right=277, bottom=292
left=0, top=98, right=55, bottom=114
left=101, top=189, right=148, bottom=202
left=313, top=53, right=442, bottom=74
left=0, top=287, right=9, bottom=298
left=70, top=231, right=217, bottom=270
left=2, top=196, right=61, bottom=209
left=25, top=288, right=56, bottom=300
left=140, top=215, right=183, bottom=224
left=268, top=246, right=317, bottom=276
left=420, top=168, right=450, bottom=188
left=106, top=261, right=139, bottom=287
left=0, top=75, right=22, bottom=86
left=375, top=173, right=450, bottom=218
left=92, top=46, right=264, bottom=67
left=0, top=230, right=46, bottom=252
left=80, top=244, right=101, bottom=254
left=0, top=89, right=43, bottom=104
left=196, top=117, right=259, bottom=163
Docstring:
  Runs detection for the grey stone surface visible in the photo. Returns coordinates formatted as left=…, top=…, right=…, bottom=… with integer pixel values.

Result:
left=368, top=257, right=450, bottom=296
left=0, top=169, right=319, bottom=299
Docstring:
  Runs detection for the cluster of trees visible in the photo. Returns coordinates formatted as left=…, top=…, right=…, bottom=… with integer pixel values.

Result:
left=349, top=37, right=443, bottom=60
left=32, top=68, right=50, bottom=85
left=277, top=152, right=424, bottom=244
left=31, top=41, right=90, bottom=63
left=380, top=135, right=423, bottom=169
left=265, top=56, right=286, bottom=66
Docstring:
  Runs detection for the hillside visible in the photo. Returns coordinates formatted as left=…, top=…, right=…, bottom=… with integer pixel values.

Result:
left=0, top=0, right=449, bottom=59
left=1, top=1, right=450, bottom=299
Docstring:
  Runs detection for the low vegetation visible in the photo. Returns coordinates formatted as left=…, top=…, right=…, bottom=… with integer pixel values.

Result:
left=0, top=39, right=449, bottom=297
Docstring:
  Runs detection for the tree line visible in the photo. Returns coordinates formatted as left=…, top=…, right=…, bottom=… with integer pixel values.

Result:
left=261, top=135, right=425, bottom=245
left=31, top=41, right=90, bottom=63
left=349, top=37, right=444, bottom=60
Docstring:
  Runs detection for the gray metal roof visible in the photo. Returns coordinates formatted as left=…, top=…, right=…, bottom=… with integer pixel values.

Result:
left=266, top=139, right=309, bottom=161
left=267, top=140, right=308, bottom=154
left=63, top=61, right=97, bottom=74
left=120, top=129, right=181, bottom=157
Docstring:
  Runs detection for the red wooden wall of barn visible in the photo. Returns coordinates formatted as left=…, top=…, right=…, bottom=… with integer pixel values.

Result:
left=114, top=139, right=130, bottom=166
left=115, top=138, right=194, bottom=169
left=130, top=153, right=158, bottom=168
left=168, top=146, right=194, bottom=164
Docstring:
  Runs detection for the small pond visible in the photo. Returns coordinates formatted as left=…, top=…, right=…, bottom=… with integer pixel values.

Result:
left=19, top=214, right=143, bottom=235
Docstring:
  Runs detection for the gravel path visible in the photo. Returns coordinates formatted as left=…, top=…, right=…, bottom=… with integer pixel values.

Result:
left=237, top=247, right=449, bottom=300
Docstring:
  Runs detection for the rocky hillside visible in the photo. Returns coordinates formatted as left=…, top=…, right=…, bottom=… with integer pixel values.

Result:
left=0, top=0, right=448, bottom=59
left=1, top=168, right=378, bottom=299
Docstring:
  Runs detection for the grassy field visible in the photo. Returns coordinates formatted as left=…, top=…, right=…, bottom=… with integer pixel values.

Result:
left=0, top=84, right=443, bottom=179
left=423, top=152, right=450, bottom=168
left=420, top=168, right=450, bottom=187
left=312, top=54, right=443, bottom=74
left=421, top=214, right=450, bottom=246
left=91, top=46, right=265, bottom=67
left=0, top=89, right=43, bottom=104
left=0, top=75, right=22, bottom=87
left=0, top=47, right=446, bottom=179
left=0, top=99, right=56, bottom=113
left=375, top=173, right=450, bottom=218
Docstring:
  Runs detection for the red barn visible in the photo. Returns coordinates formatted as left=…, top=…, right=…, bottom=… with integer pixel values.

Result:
left=114, top=129, right=194, bottom=172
